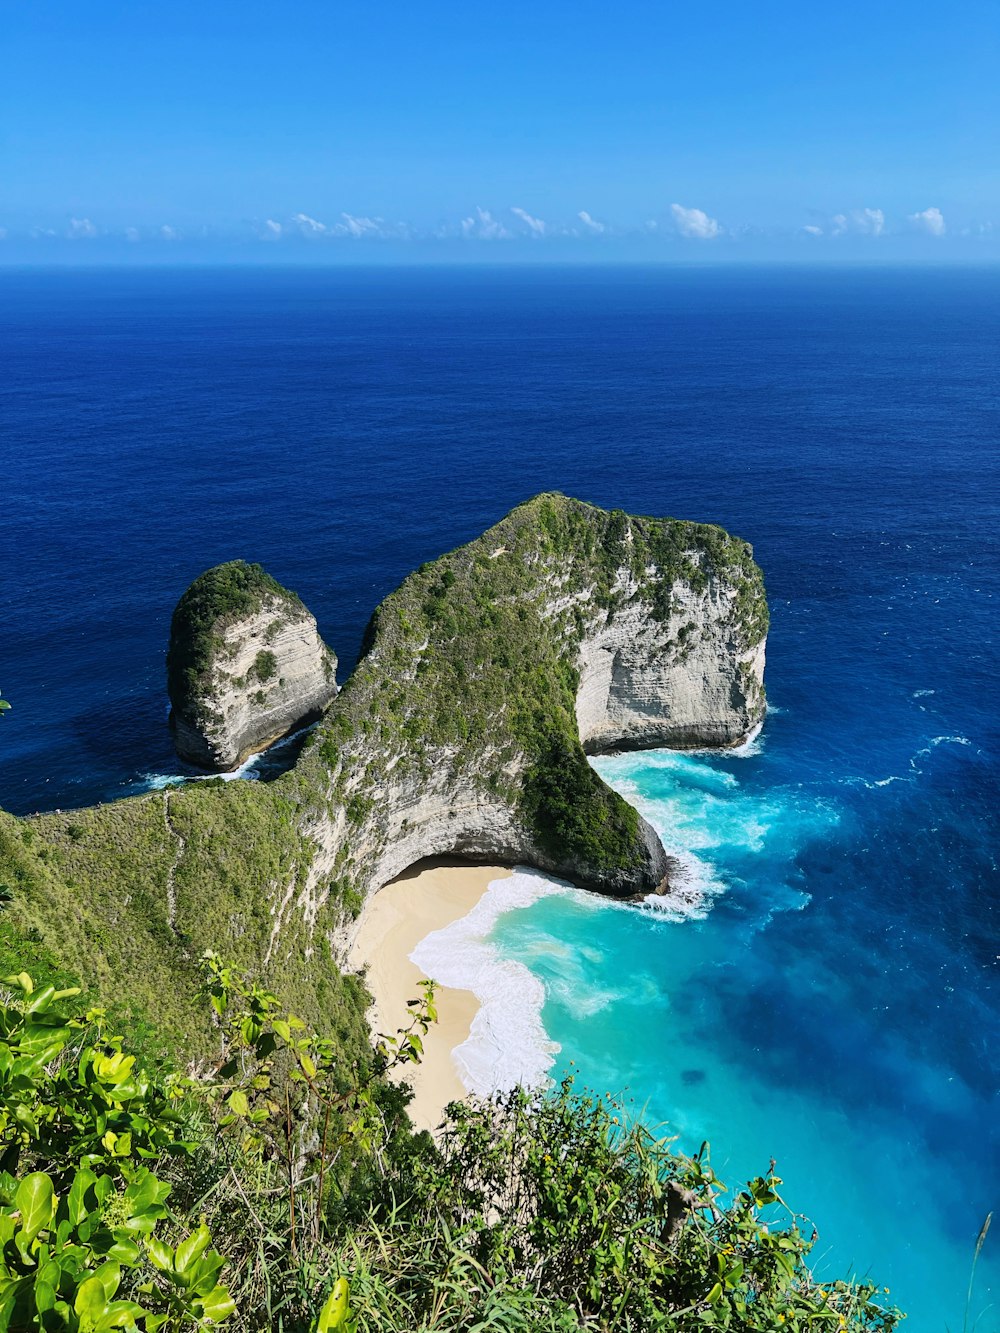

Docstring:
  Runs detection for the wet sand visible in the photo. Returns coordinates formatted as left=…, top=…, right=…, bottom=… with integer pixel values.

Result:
left=348, top=859, right=513, bottom=1133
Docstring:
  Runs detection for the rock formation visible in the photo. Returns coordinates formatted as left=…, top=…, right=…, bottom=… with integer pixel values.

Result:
left=4, top=495, right=767, bottom=1049
left=167, top=561, right=338, bottom=771
left=296, top=494, right=767, bottom=907
left=575, top=568, right=766, bottom=752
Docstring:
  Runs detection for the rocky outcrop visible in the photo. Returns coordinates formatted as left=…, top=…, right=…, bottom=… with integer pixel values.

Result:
left=287, top=493, right=768, bottom=910
left=167, top=561, right=338, bottom=771
left=575, top=569, right=766, bottom=752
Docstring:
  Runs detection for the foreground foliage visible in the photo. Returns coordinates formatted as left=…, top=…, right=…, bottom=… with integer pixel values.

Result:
left=0, top=963, right=901, bottom=1332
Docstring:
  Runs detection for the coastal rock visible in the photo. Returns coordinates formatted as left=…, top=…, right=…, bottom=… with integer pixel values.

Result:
left=167, top=561, right=338, bottom=771
left=575, top=566, right=766, bottom=752
left=292, top=493, right=768, bottom=917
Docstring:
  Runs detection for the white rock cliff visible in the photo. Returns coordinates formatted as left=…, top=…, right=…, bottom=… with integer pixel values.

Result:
left=168, top=564, right=338, bottom=771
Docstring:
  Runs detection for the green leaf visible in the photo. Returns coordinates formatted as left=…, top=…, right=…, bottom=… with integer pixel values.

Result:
left=314, top=1277, right=351, bottom=1332
left=146, top=1236, right=173, bottom=1273
left=75, top=1274, right=111, bottom=1323
left=24, top=987, right=57, bottom=1016
left=227, top=1089, right=249, bottom=1118
left=91, top=1261, right=122, bottom=1302
left=12, top=1105, right=37, bottom=1136
left=105, top=1235, right=141, bottom=1265
left=15, top=1172, right=55, bottom=1242
left=68, top=1168, right=99, bottom=1226
left=197, top=1285, right=236, bottom=1323
left=124, top=1169, right=165, bottom=1216
left=95, top=1300, right=147, bottom=1330
left=255, top=1032, right=278, bottom=1059
left=174, top=1224, right=211, bottom=1276
left=33, top=1279, right=57, bottom=1314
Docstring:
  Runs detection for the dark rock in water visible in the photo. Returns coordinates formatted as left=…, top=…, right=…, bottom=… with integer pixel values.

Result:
left=681, top=1068, right=706, bottom=1086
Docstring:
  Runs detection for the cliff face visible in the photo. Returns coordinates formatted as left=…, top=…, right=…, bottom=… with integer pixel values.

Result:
left=167, top=562, right=338, bottom=771
left=575, top=572, right=766, bottom=753
left=3, top=495, right=767, bottom=1051
left=294, top=494, right=767, bottom=910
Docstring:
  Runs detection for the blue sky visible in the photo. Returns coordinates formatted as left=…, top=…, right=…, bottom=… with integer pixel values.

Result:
left=2, top=0, right=997, bottom=261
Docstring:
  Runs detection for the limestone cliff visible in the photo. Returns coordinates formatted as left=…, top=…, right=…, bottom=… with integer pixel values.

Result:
left=167, top=561, right=338, bottom=771
left=2, top=495, right=767, bottom=1051
left=297, top=494, right=766, bottom=909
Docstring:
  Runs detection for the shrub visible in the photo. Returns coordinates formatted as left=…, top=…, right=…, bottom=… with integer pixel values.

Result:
left=0, top=966, right=901, bottom=1332
left=252, top=651, right=278, bottom=684
left=332, top=1083, right=902, bottom=1331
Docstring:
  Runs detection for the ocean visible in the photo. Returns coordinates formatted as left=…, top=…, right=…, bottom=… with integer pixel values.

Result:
left=2, top=264, right=997, bottom=1328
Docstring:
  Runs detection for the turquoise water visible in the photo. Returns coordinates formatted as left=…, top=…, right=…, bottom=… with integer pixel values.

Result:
left=3, top=267, right=997, bottom=1328
left=490, top=730, right=997, bottom=1330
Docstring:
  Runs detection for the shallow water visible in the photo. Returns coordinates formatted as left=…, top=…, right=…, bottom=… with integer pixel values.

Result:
left=3, top=264, right=997, bottom=1329
left=487, top=692, right=998, bottom=1328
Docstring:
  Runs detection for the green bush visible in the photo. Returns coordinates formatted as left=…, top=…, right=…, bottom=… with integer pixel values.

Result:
left=0, top=965, right=901, bottom=1332
left=252, top=651, right=278, bottom=685
left=521, top=730, right=641, bottom=872
left=0, top=974, right=234, bottom=1331
left=332, top=1083, right=901, bottom=1332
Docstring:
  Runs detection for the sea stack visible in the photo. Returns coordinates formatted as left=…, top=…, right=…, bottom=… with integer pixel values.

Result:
left=167, top=560, right=338, bottom=771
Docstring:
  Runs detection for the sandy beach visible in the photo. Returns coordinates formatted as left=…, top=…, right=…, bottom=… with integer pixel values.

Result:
left=348, top=859, right=512, bottom=1133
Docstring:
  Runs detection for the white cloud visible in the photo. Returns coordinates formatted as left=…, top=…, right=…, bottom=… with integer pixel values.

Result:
left=124, top=226, right=140, bottom=243
left=829, top=208, right=885, bottom=237
left=802, top=224, right=823, bottom=236
left=288, top=212, right=402, bottom=240
left=670, top=203, right=722, bottom=239
left=857, top=207, right=885, bottom=236
left=292, top=212, right=327, bottom=235
left=958, top=221, right=993, bottom=236
left=510, top=206, right=546, bottom=236
left=459, top=207, right=509, bottom=240
left=578, top=210, right=605, bottom=234
left=160, top=225, right=179, bottom=241
left=68, top=217, right=97, bottom=239
left=0, top=228, right=7, bottom=241
left=909, top=206, right=945, bottom=236
left=264, top=219, right=283, bottom=237
left=337, top=213, right=383, bottom=238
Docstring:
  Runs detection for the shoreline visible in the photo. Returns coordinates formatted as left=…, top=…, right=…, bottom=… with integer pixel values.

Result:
left=348, top=858, right=513, bottom=1133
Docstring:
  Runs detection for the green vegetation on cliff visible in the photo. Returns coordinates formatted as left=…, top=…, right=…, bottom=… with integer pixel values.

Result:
left=167, top=560, right=305, bottom=725
left=0, top=783, right=369, bottom=1064
left=312, top=492, right=766, bottom=880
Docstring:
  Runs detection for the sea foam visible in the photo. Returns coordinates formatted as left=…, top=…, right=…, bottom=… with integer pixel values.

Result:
left=132, top=722, right=319, bottom=795
left=410, top=869, right=570, bottom=1095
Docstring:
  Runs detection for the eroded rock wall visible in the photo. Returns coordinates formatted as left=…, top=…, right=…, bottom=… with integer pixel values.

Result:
left=575, top=566, right=766, bottom=752
left=168, top=563, right=338, bottom=771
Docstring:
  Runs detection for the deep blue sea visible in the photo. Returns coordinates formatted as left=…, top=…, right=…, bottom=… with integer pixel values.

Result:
left=2, top=266, right=998, bottom=1328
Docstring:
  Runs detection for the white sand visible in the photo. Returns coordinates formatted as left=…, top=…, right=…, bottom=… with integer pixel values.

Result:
left=348, top=860, right=512, bottom=1133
